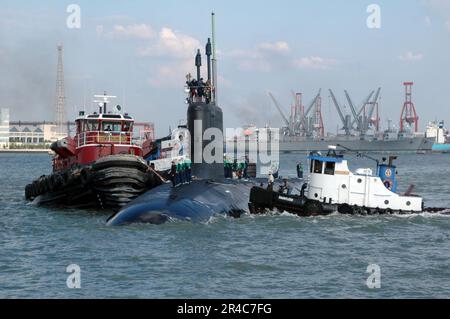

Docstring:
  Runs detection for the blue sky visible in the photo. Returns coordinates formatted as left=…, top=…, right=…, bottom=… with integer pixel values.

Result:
left=1, top=0, right=449, bottom=135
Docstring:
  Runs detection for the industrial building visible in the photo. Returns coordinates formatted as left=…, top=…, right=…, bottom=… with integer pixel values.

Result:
left=0, top=108, right=66, bottom=150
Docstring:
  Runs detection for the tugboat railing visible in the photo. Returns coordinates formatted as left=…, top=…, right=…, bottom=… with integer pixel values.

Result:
left=77, top=131, right=132, bottom=147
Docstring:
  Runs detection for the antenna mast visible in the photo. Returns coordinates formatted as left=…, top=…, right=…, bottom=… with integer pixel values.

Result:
left=55, top=44, right=66, bottom=136
left=211, top=12, right=218, bottom=104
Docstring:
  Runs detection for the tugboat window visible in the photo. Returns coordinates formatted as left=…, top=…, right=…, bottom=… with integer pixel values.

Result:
left=87, top=121, right=99, bottom=131
left=313, top=160, right=323, bottom=174
left=123, top=123, right=132, bottom=132
left=102, top=122, right=121, bottom=132
left=324, top=162, right=335, bottom=175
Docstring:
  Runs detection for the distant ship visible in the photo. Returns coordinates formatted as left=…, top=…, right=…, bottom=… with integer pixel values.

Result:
left=227, top=123, right=434, bottom=153
left=427, top=120, right=450, bottom=153
left=229, top=83, right=434, bottom=153
left=277, top=133, right=433, bottom=153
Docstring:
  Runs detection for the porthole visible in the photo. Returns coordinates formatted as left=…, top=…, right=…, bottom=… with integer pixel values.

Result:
left=384, top=200, right=389, bottom=205
left=357, top=178, right=362, bottom=183
left=406, top=201, right=411, bottom=206
left=341, top=184, right=347, bottom=189
left=314, top=193, right=318, bottom=198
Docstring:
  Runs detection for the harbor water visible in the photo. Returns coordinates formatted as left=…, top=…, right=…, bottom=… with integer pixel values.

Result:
left=1, top=152, right=449, bottom=298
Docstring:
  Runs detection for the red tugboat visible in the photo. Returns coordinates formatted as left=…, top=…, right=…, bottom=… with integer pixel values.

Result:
left=25, top=93, right=163, bottom=211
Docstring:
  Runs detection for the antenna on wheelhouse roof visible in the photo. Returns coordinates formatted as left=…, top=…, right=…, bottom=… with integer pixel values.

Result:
left=93, top=91, right=117, bottom=114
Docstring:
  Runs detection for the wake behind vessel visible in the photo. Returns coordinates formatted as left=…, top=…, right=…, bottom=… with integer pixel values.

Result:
left=25, top=93, right=162, bottom=211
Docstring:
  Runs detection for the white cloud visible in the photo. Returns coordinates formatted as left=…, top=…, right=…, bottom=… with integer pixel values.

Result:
left=258, top=41, right=290, bottom=54
left=138, top=27, right=201, bottom=58
left=103, top=22, right=201, bottom=58
left=399, top=51, right=424, bottom=62
left=293, top=56, right=337, bottom=70
left=425, top=16, right=432, bottom=27
left=223, top=41, right=291, bottom=72
left=99, top=22, right=203, bottom=87
left=147, top=59, right=195, bottom=88
left=446, top=20, right=450, bottom=31
left=112, top=23, right=156, bottom=39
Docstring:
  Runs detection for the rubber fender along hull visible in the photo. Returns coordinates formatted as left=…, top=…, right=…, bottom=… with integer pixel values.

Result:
left=25, top=155, right=162, bottom=212
left=248, top=186, right=449, bottom=216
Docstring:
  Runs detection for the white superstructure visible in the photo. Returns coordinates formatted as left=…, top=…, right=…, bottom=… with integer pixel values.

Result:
left=306, top=148, right=422, bottom=212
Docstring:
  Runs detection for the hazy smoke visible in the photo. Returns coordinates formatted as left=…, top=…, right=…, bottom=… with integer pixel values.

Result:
left=0, top=37, right=55, bottom=121
left=224, top=92, right=283, bottom=128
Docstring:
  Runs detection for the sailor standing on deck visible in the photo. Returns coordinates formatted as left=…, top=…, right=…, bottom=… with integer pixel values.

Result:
left=170, top=160, right=177, bottom=187
left=243, top=156, right=249, bottom=178
left=297, top=162, right=304, bottom=179
left=280, top=177, right=293, bottom=195
left=223, top=156, right=230, bottom=178
left=185, top=157, right=192, bottom=183
left=267, top=172, right=275, bottom=191
left=177, top=159, right=184, bottom=185
left=205, top=79, right=212, bottom=103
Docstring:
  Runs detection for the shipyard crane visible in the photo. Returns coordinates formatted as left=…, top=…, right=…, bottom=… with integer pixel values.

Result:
left=344, top=90, right=362, bottom=131
left=292, top=89, right=322, bottom=121
left=268, top=92, right=291, bottom=133
left=350, top=90, right=375, bottom=128
left=312, top=94, right=325, bottom=137
left=367, top=88, right=381, bottom=119
left=329, top=89, right=351, bottom=135
left=292, top=89, right=322, bottom=136
left=304, top=89, right=322, bottom=118
left=345, top=88, right=381, bottom=135
left=367, top=87, right=381, bottom=131
left=290, top=91, right=303, bottom=124
left=400, top=82, right=419, bottom=132
left=289, top=90, right=304, bottom=135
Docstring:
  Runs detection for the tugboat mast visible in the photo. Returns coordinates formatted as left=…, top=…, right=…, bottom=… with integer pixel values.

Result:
left=93, top=92, right=117, bottom=114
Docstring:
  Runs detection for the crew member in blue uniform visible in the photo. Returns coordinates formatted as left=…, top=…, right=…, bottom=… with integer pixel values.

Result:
left=297, top=162, right=303, bottom=178
left=243, top=156, right=249, bottom=178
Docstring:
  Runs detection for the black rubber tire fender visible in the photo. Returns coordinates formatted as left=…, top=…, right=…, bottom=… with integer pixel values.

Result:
left=338, top=203, right=353, bottom=215
left=304, top=200, right=323, bottom=216
left=80, top=168, right=91, bottom=185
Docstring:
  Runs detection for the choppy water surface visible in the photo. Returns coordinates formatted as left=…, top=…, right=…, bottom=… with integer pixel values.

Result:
left=1, top=152, right=449, bottom=298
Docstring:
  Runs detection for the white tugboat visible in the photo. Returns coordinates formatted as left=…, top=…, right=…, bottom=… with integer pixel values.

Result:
left=304, top=145, right=422, bottom=214
left=249, top=145, right=446, bottom=215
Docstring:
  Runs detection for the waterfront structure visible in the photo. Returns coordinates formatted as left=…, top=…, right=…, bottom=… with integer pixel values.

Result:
left=7, top=122, right=60, bottom=148
left=0, top=108, right=9, bottom=149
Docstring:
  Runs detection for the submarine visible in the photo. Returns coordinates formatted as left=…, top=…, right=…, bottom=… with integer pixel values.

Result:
left=107, top=13, right=301, bottom=226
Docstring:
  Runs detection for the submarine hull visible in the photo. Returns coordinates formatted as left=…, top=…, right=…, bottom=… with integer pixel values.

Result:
left=106, top=178, right=305, bottom=225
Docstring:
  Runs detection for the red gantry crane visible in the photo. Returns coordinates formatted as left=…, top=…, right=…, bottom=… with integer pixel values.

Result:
left=400, top=82, right=419, bottom=133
